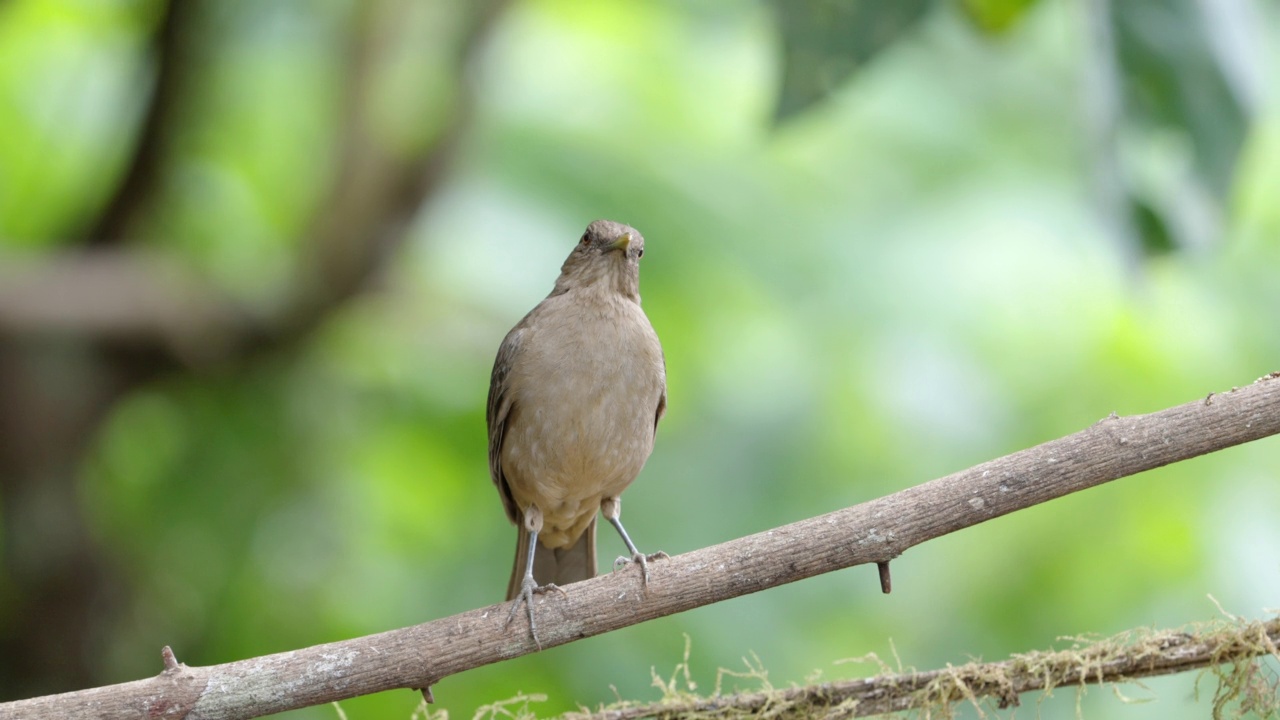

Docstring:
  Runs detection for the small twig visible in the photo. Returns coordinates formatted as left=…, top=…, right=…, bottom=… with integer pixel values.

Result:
left=161, top=646, right=180, bottom=673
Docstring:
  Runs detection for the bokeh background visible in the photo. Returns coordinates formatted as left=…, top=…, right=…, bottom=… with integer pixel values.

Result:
left=1, top=0, right=1278, bottom=718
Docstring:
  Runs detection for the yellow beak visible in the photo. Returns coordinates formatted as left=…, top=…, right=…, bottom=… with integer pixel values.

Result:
left=607, top=233, right=631, bottom=252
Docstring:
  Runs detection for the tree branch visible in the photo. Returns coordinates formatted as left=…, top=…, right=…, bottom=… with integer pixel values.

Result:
left=0, top=1, right=510, bottom=366
left=2, top=375, right=1277, bottom=720
left=0, top=251, right=250, bottom=364
left=578, top=616, right=1280, bottom=719
left=85, top=0, right=189, bottom=245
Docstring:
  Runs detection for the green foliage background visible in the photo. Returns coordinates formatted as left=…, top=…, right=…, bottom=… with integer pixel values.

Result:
left=2, top=0, right=1279, bottom=718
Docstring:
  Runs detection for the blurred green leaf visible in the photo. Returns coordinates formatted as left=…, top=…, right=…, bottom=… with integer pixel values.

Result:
left=771, top=0, right=935, bottom=122
left=0, top=0, right=160, bottom=246
left=1111, top=0, right=1248, bottom=197
left=959, top=0, right=1041, bottom=34
left=1131, top=196, right=1176, bottom=256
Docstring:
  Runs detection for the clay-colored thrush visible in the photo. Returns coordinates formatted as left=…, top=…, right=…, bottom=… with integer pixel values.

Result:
left=487, top=219, right=667, bottom=639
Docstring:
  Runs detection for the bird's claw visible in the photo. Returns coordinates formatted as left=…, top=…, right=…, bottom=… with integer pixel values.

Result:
left=505, top=578, right=565, bottom=649
left=613, top=550, right=669, bottom=586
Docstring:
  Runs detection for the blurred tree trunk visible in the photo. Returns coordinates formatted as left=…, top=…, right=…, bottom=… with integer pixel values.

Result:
left=0, top=0, right=506, bottom=699
left=0, top=341, right=152, bottom=695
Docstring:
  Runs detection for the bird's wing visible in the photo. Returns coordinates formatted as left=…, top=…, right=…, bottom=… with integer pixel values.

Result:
left=487, top=325, right=524, bottom=525
left=654, top=351, right=668, bottom=434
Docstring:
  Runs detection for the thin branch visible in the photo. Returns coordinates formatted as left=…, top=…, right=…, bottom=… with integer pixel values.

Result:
left=86, top=0, right=189, bottom=245
left=1, top=375, right=1277, bottom=720
left=578, top=616, right=1280, bottom=720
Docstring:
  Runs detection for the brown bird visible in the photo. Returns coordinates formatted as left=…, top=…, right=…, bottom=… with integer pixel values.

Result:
left=486, top=219, right=667, bottom=640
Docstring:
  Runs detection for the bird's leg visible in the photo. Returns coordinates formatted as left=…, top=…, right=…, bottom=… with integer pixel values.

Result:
left=505, top=505, right=562, bottom=647
left=601, top=496, right=668, bottom=587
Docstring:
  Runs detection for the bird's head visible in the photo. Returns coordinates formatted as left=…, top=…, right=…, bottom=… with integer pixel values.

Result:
left=554, top=220, right=646, bottom=298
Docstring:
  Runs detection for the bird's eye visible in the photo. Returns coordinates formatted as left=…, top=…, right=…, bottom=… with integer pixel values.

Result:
left=637, top=248, right=644, bottom=258
left=579, top=234, right=590, bottom=246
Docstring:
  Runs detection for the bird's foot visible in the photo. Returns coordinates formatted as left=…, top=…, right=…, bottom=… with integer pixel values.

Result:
left=505, top=577, right=566, bottom=649
left=613, top=550, right=669, bottom=587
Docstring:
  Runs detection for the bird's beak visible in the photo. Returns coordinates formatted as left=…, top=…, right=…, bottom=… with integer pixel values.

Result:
left=606, top=233, right=631, bottom=252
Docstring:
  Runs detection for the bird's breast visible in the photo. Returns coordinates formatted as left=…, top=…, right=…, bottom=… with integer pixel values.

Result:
left=500, top=294, right=664, bottom=547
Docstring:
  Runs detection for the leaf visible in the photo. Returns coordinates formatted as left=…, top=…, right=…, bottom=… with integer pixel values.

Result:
left=1131, top=196, right=1176, bottom=257
left=772, top=0, right=936, bottom=123
left=1111, top=0, right=1250, bottom=201
left=959, top=0, right=1042, bottom=35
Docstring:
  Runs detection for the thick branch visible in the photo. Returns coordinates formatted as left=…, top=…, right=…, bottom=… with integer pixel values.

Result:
left=0, top=251, right=249, bottom=363
left=2, top=375, right=1277, bottom=719
left=578, top=617, right=1280, bottom=719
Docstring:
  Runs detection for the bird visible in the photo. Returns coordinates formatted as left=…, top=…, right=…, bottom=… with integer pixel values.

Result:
left=486, top=219, right=667, bottom=643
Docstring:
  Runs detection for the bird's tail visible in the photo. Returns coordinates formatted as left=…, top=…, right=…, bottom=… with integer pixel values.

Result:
left=506, top=516, right=598, bottom=601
